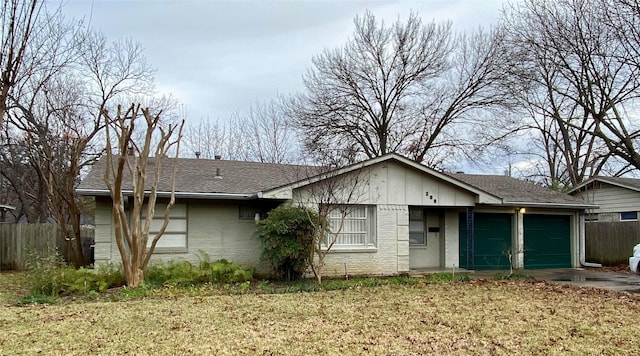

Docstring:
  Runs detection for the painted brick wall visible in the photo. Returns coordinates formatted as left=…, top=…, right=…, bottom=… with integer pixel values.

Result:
left=321, top=204, right=408, bottom=277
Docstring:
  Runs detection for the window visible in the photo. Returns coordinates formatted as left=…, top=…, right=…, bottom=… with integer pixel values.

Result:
left=238, top=204, right=274, bottom=221
left=620, top=211, right=638, bottom=221
left=409, top=208, right=425, bottom=245
left=326, top=205, right=376, bottom=248
left=141, top=204, right=188, bottom=252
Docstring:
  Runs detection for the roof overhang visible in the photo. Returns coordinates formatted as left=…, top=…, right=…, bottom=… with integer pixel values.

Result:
left=76, top=189, right=266, bottom=201
left=568, top=177, right=640, bottom=194
left=484, top=201, right=598, bottom=210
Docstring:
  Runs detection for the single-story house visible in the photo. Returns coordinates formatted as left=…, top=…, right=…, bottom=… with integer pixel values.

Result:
left=76, top=154, right=595, bottom=276
left=569, top=177, right=640, bottom=222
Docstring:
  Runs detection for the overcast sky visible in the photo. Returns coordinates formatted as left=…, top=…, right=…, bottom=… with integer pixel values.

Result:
left=60, top=0, right=511, bottom=124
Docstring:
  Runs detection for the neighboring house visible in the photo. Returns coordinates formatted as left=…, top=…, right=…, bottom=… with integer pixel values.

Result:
left=569, top=177, right=640, bottom=222
left=0, top=204, right=15, bottom=223
left=76, top=154, right=594, bottom=276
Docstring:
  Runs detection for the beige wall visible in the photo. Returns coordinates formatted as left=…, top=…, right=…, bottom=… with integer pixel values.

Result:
left=574, top=184, right=640, bottom=215
left=94, top=199, right=268, bottom=273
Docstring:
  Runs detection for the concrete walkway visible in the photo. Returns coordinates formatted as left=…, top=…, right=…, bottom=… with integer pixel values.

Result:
left=470, top=268, right=640, bottom=294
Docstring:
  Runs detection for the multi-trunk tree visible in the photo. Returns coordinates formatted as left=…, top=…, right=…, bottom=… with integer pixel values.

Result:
left=501, top=0, right=640, bottom=187
left=102, top=104, right=184, bottom=287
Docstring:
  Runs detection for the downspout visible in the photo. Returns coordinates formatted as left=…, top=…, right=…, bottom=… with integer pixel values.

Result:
left=578, top=212, right=602, bottom=268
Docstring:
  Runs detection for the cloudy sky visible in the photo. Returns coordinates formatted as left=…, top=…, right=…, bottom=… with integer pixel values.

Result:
left=60, top=0, right=511, bottom=123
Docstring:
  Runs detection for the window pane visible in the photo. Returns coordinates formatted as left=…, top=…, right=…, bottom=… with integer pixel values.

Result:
left=621, top=211, right=638, bottom=221
left=147, top=234, right=186, bottom=248
left=410, top=232, right=425, bottom=245
left=409, top=220, right=423, bottom=232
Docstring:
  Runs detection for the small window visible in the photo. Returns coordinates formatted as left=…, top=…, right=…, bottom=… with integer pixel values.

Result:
left=620, top=211, right=638, bottom=221
left=409, top=207, right=425, bottom=245
left=239, top=204, right=270, bottom=221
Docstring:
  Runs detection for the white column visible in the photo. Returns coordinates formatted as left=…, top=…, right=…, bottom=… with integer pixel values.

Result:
left=514, top=209, right=525, bottom=269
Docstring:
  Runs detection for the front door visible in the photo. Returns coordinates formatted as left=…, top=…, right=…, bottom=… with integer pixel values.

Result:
left=409, top=207, right=441, bottom=269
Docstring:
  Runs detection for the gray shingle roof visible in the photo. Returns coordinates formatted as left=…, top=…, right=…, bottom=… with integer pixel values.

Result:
left=77, top=157, right=317, bottom=196
left=575, top=176, right=640, bottom=193
left=449, top=173, right=590, bottom=206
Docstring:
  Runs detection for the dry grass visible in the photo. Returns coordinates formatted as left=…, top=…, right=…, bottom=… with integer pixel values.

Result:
left=0, top=279, right=638, bottom=355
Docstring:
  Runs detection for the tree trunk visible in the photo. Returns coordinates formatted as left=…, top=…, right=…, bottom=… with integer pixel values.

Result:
left=125, top=264, right=145, bottom=288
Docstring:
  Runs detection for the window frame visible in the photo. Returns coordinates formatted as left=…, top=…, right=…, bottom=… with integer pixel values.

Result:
left=140, top=203, right=188, bottom=254
left=620, top=211, right=638, bottom=222
left=409, top=207, right=426, bottom=246
left=324, top=205, right=376, bottom=250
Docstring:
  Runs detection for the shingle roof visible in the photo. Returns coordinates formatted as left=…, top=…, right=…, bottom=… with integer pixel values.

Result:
left=449, top=173, right=591, bottom=207
left=569, top=176, right=640, bottom=193
left=77, top=156, right=318, bottom=196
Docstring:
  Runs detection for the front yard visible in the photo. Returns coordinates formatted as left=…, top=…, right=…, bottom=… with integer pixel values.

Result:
left=0, top=274, right=638, bottom=355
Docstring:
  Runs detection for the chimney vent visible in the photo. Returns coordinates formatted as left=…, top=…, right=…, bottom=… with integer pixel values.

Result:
left=214, top=167, right=222, bottom=179
left=214, top=155, right=221, bottom=160
left=195, top=151, right=201, bottom=159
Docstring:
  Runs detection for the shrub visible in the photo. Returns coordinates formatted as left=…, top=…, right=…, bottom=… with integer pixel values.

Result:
left=254, top=205, right=317, bottom=281
left=145, top=255, right=253, bottom=287
left=26, top=260, right=125, bottom=297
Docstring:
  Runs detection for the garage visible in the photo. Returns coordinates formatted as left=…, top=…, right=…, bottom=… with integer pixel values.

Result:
left=459, top=213, right=512, bottom=270
left=524, top=214, right=571, bottom=269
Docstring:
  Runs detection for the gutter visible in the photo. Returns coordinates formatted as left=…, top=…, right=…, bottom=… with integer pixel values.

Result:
left=503, top=201, right=599, bottom=210
left=75, top=189, right=261, bottom=200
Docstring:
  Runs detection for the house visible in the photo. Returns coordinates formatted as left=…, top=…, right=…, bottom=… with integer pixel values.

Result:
left=0, top=204, right=15, bottom=223
left=569, top=177, right=640, bottom=222
left=76, top=154, right=595, bottom=276
left=569, top=177, right=640, bottom=265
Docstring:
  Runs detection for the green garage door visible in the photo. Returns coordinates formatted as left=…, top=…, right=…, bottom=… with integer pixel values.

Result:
left=459, top=213, right=512, bottom=270
left=524, top=214, right=571, bottom=269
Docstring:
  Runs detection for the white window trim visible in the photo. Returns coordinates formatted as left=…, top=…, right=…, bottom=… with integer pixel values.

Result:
left=620, top=211, right=638, bottom=222
left=324, top=205, right=376, bottom=250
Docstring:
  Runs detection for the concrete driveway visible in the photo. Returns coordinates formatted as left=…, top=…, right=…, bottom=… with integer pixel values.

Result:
left=472, top=268, right=640, bottom=294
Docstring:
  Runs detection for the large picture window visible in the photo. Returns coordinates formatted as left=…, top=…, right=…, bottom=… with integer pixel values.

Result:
left=326, top=205, right=376, bottom=248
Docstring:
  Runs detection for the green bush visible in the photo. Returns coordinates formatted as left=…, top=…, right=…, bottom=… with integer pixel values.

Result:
left=254, top=205, right=317, bottom=281
left=145, top=255, right=253, bottom=287
left=26, top=260, right=125, bottom=297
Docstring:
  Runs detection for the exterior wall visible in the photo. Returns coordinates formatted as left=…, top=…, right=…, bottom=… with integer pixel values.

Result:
left=320, top=204, right=409, bottom=277
left=368, top=161, right=476, bottom=206
left=93, top=199, right=268, bottom=273
left=574, top=184, right=640, bottom=215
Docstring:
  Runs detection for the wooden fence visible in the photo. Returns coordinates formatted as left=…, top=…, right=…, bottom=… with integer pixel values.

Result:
left=585, top=221, right=640, bottom=266
left=0, top=224, right=94, bottom=270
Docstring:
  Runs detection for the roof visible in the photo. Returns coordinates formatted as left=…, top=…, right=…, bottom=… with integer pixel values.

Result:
left=76, top=156, right=319, bottom=199
left=568, top=176, right=640, bottom=194
left=77, top=153, right=590, bottom=208
left=449, top=173, right=595, bottom=208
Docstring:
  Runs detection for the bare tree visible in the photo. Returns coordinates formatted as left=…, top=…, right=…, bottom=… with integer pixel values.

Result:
left=5, top=26, right=156, bottom=266
left=0, top=0, right=42, bottom=128
left=102, top=104, right=184, bottom=287
left=293, top=158, right=368, bottom=284
left=288, top=11, right=514, bottom=167
left=182, top=118, right=232, bottom=159
left=502, top=0, right=640, bottom=181
left=182, top=99, right=299, bottom=163
left=235, top=99, right=298, bottom=163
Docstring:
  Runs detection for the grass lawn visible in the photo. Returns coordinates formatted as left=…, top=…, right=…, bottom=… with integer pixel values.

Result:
left=0, top=275, right=638, bottom=355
